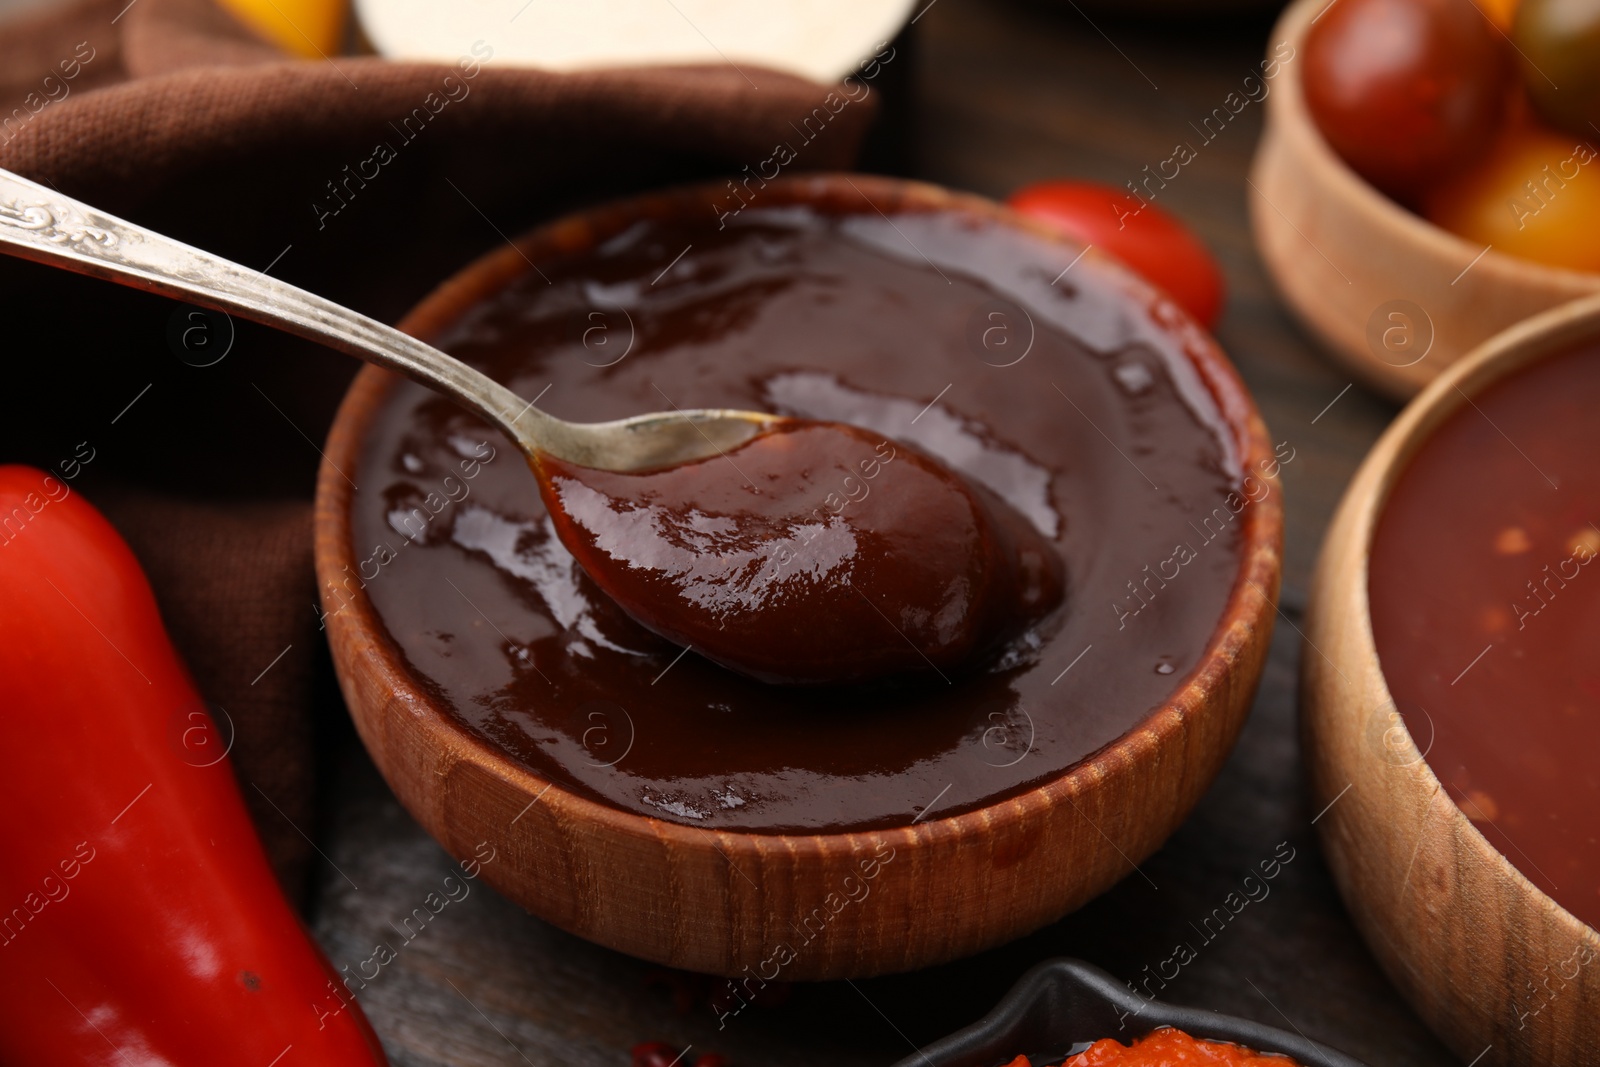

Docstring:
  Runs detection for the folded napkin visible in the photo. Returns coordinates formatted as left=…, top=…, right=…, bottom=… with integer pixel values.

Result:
left=0, top=0, right=874, bottom=898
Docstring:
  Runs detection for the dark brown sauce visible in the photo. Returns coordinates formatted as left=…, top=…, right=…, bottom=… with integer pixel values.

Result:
left=346, top=195, right=1245, bottom=832
left=1370, top=343, right=1600, bottom=930
left=535, top=420, right=1063, bottom=686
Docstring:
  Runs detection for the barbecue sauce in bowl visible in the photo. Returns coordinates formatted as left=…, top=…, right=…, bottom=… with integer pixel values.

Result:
left=347, top=188, right=1252, bottom=832
left=1369, top=342, right=1600, bottom=930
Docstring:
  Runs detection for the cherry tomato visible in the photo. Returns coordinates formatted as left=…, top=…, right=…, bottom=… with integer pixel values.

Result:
left=1303, top=0, right=1511, bottom=200
left=1514, top=0, right=1600, bottom=136
left=1424, top=119, right=1600, bottom=272
left=215, top=0, right=345, bottom=57
left=1006, top=181, right=1225, bottom=329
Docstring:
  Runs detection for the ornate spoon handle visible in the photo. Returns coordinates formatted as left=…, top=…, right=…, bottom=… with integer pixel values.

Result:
left=0, top=167, right=547, bottom=445
left=0, top=166, right=773, bottom=470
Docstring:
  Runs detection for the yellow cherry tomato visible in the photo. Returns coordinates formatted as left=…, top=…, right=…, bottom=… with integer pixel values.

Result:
left=1481, top=0, right=1520, bottom=31
left=1424, top=121, right=1600, bottom=273
left=216, top=0, right=346, bottom=58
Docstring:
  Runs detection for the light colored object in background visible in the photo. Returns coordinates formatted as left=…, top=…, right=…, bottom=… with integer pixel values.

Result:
left=356, top=0, right=916, bottom=83
left=1302, top=292, right=1600, bottom=1067
left=1250, top=0, right=1600, bottom=400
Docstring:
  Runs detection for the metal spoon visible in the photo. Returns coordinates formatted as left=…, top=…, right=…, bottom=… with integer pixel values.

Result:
left=0, top=167, right=777, bottom=471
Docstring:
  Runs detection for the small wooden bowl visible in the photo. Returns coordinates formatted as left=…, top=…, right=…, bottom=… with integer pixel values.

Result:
left=1302, top=293, right=1600, bottom=1065
left=1250, top=0, right=1600, bottom=400
left=315, top=174, right=1283, bottom=980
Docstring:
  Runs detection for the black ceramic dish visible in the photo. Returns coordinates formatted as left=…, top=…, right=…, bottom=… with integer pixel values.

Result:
left=893, top=959, right=1368, bottom=1067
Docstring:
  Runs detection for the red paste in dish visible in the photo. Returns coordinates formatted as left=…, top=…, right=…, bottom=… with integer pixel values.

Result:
left=1002, top=1027, right=1297, bottom=1066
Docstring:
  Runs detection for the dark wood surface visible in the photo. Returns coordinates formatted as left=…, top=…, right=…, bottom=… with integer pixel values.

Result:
left=309, top=3, right=1460, bottom=1064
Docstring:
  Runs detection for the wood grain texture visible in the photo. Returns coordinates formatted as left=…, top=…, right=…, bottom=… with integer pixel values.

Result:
left=1250, top=0, right=1600, bottom=401
left=313, top=173, right=1285, bottom=981
left=1301, top=294, right=1600, bottom=1067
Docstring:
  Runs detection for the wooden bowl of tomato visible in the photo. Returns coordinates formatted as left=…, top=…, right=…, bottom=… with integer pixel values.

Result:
left=1302, top=293, right=1600, bottom=1066
left=1250, top=0, right=1600, bottom=399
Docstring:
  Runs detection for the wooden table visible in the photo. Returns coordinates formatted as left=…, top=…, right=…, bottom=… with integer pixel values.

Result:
left=310, top=3, right=1460, bottom=1064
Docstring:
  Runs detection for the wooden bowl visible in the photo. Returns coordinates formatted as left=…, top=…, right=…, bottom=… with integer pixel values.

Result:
left=1249, top=0, right=1600, bottom=400
left=1302, top=293, right=1600, bottom=1065
left=314, top=174, right=1284, bottom=980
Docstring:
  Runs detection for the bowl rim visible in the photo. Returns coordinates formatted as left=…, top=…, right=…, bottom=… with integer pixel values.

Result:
left=1270, top=0, right=1600, bottom=290
left=314, top=171, right=1284, bottom=854
left=1308, top=290, right=1600, bottom=937
left=894, top=957, right=1369, bottom=1067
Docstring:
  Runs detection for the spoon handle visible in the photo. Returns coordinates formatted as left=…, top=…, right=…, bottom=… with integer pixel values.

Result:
left=0, top=166, right=536, bottom=442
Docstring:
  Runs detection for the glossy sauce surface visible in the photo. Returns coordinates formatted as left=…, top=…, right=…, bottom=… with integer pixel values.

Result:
left=1370, top=344, right=1600, bottom=930
left=349, top=198, right=1246, bottom=832
left=537, top=421, right=1063, bottom=685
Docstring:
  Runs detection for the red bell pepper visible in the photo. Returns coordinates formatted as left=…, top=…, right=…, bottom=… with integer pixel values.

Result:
left=0, top=465, right=387, bottom=1065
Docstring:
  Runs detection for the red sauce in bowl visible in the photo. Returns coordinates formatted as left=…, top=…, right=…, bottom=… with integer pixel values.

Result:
left=1369, top=343, right=1600, bottom=930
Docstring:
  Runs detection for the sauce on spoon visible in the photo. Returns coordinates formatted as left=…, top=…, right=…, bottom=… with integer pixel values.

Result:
left=535, top=419, right=1063, bottom=685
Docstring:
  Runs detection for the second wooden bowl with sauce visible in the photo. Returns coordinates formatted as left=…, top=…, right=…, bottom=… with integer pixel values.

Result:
left=314, top=174, right=1283, bottom=979
left=1303, top=293, right=1600, bottom=1065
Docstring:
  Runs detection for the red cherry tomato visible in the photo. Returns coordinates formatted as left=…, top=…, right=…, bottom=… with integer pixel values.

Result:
left=1006, top=180, right=1225, bottom=329
left=1303, top=0, right=1511, bottom=200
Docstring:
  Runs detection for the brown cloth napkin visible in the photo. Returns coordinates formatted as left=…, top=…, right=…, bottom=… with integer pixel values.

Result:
left=0, top=0, right=875, bottom=899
